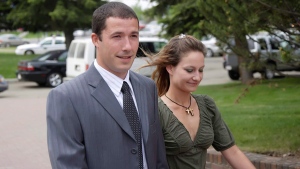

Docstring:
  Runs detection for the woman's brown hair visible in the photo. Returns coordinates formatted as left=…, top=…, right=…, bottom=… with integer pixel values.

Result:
left=142, top=34, right=207, bottom=96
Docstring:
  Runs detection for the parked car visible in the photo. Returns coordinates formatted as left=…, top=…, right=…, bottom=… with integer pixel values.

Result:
left=223, top=33, right=300, bottom=80
left=201, top=35, right=223, bottom=57
left=0, top=75, right=8, bottom=93
left=15, top=36, right=66, bottom=55
left=139, top=20, right=164, bottom=37
left=16, top=50, right=68, bottom=87
left=0, top=34, right=29, bottom=47
left=66, top=36, right=168, bottom=78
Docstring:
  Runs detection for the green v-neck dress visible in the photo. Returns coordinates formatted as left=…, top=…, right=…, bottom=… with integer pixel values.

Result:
left=158, top=94, right=235, bottom=169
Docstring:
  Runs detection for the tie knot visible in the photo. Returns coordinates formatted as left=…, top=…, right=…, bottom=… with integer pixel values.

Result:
left=121, top=81, right=130, bottom=94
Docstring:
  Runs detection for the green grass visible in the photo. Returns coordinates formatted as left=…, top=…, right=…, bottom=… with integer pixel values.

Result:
left=0, top=49, right=37, bottom=78
left=194, top=78, right=300, bottom=155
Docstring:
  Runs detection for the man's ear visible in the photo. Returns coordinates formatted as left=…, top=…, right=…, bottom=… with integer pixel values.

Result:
left=166, top=65, right=173, bottom=75
left=91, top=33, right=100, bottom=47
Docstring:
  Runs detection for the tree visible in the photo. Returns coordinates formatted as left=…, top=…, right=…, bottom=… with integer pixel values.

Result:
left=147, top=0, right=300, bottom=84
left=5, top=0, right=105, bottom=49
left=0, top=0, right=15, bottom=30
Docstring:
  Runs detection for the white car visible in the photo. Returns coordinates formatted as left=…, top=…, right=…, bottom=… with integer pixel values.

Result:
left=201, top=35, right=223, bottom=57
left=15, top=36, right=66, bottom=55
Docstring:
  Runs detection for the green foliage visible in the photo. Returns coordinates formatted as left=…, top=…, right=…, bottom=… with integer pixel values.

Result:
left=194, top=77, right=300, bottom=154
left=147, top=0, right=300, bottom=83
left=280, top=47, right=293, bottom=62
left=132, top=4, right=153, bottom=22
left=5, top=0, right=106, bottom=49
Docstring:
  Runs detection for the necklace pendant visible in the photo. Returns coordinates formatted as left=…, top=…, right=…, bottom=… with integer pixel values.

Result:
left=186, top=108, right=194, bottom=116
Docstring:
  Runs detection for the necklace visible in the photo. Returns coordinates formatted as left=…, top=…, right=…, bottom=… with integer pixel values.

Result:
left=165, top=94, right=194, bottom=116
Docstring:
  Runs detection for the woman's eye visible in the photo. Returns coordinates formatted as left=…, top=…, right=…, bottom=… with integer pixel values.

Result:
left=199, top=69, right=204, bottom=72
left=186, top=69, right=193, bottom=73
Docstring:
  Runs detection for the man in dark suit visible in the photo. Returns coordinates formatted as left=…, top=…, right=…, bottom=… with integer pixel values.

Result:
left=46, top=2, right=169, bottom=169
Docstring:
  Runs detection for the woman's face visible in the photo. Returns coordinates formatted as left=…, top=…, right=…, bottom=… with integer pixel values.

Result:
left=167, top=51, right=205, bottom=93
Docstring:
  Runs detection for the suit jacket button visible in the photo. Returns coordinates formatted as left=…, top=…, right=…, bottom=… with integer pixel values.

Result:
left=131, top=148, right=137, bottom=154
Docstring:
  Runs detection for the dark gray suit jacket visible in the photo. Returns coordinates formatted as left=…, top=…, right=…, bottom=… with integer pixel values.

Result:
left=46, top=63, right=169, bottom=169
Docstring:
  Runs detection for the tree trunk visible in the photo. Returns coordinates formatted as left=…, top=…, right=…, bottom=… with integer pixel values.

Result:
left=63, top=28, right=75, bottom=50
left=234, top=35, right=254, bottom=84
left=238, top=56, right=254, bottom=84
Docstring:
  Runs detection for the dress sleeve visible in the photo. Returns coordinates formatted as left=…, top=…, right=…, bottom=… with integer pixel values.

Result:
left=203, top=95, right=235, bottom=151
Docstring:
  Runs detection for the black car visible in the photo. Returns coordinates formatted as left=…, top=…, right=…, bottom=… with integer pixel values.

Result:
left=16, top=50, right=68, bottom=87
left=0, top=74, right=8, bottom=93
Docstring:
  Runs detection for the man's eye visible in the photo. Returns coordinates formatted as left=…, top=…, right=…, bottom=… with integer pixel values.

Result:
left=199, top=69, right=204, bottom=72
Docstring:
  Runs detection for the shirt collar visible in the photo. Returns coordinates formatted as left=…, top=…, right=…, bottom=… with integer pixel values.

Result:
left=94, top=60, right=132, bottom=96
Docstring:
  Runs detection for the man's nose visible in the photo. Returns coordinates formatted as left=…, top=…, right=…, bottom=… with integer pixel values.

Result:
left=122, top=37, right=133, bottom=51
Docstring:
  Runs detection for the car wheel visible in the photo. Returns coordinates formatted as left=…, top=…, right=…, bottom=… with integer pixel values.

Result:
left=264, top=63, right=276, bottom=79
left=47, top=72, right=63, bottom=87
left=25, top=50, right=34, bottom=55
left=228, top=70, right=240, bottom=80
left=206, top=49, right=214, bottom=58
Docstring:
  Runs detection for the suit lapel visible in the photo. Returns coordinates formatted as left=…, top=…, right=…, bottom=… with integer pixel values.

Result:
left=130, top=72, right=149, bottom=142
left=86, top=64, right=135, bottom=140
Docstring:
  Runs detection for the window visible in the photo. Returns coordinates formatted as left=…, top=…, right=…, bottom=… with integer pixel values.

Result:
left=137, top=42, right=155, bottom=57
left=41, top=40, right=52, bottom=45
left=136, top=41, right=167, bottom=58
left=55, top=39, right=65, bottom=44
left=37, top=53, right=53, bottom=61
left=76, top=43, right=86, bottom=59
left=270, top=38, right=280, bottom=50
left=154, top=42, right=166, bottom=52
left=58, top=51, right=68, bottom=61
left=258, top=39, right=267, bottom=50
left=247, top=39, right=255, bottom=50
left=68, top=42, right=77, bottom=58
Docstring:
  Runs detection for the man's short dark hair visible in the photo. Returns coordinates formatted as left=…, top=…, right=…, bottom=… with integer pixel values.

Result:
left=92, top=2, right=139, bottom=40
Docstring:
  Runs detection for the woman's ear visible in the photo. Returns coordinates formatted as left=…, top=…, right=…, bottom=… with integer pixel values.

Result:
left=166, top=65, right=173, bottom=75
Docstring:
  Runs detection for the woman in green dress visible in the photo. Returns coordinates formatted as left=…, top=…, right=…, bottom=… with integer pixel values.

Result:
left=144, top=34, right=255, bottom=169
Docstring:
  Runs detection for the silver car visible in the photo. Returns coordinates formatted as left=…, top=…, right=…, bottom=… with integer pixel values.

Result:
left=0, top=34, right=29, bottom=47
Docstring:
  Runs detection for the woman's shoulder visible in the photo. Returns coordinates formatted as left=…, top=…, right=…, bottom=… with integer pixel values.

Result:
left=192, top=94, right=216, bottom=105
left=158, top=97, right=168, bottom=114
